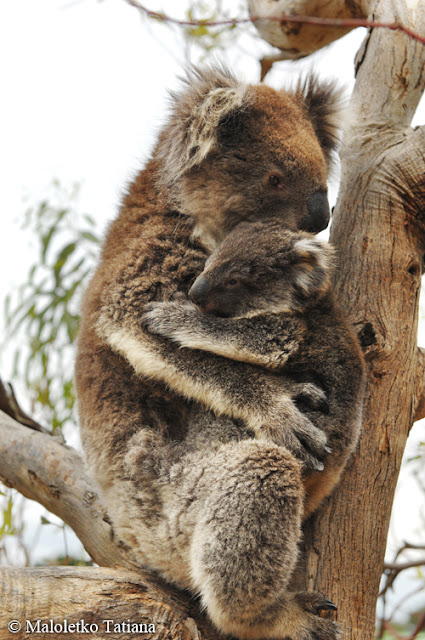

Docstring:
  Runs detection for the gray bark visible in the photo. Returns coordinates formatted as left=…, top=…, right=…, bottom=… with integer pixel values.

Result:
left=302, top=2, right=425, bottom=639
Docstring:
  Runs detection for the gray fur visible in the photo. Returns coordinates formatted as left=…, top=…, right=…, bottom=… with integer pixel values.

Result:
left=157, top=65, right=253, bottom=190
left=76, top=66, right=351, bottom=639
left=143, top=222, right=365, bottom=633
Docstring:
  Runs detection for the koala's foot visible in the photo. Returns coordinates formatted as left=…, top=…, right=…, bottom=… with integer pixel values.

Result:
left=295, top=591, right=337, bottom=614
left=291, top=591, right=340, bottom=640
left=201, top=587, right=340, bottom=640
left=240, top=591, right=339, bottom=640
left=189, top=440, right=304, bottom=639
left=141, top=300, right=195, bottom=338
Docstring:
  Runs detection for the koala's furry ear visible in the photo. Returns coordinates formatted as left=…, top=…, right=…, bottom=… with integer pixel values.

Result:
left=157, top=66, right=252, bottom=186
left=292, top=236, right=334, bottom=297
left=297, top=75, right=345, bottom=168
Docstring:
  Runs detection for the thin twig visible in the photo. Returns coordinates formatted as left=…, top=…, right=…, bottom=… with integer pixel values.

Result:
left=384, top=559, right=425, bottom=572
left=382, top=610, right=425, bottom=640
left=0, top=379, right=46, bottom=434
left=123, top=0, right=425, bottom=46
left=410, top=610, right=425, bottom=640
left=380, top=544, right=425, bottom=597
left=389, top=584, right=425, bottom=622
left=383, top=620, right=404, bottom=640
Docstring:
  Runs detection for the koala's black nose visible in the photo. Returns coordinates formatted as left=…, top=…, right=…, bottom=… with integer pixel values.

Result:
left=189, top=276, right=211, bottom=309
left=301, top=191, right=330, bottom=233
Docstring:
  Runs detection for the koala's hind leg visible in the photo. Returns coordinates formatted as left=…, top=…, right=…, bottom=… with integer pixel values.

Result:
left=188, top=440, right=338, bottom=640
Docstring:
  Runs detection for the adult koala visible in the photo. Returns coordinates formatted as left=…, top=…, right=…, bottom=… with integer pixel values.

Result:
left=75, top=66, right=343, bottom=639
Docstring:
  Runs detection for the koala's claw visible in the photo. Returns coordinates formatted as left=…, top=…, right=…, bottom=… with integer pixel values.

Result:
left=294, top=382, right=329, bottom=413
left=311, top=460, right=325, bottom=472
left=274, top=425, right=327, bottom=472
left=296, top=592, right=338, bottom=616
left=268, top=401, right=329, bottom=470
left=290, top=592, right=340, bottom=640
left=315, top=599, right=338, bottom=613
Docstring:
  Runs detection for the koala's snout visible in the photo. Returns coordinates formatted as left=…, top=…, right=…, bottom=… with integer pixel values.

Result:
left=189, top=276, right=211, bottom=310
left=302, top=191, right=330, bottom=233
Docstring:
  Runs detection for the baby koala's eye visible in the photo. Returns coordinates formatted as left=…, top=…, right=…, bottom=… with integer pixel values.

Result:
left=264, top=172, right=286, bottom=190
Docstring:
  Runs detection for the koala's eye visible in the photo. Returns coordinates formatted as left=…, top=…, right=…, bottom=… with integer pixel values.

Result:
left=264, top=172, right=286, bottom=190
left=225, top=278, right=240, bottom=288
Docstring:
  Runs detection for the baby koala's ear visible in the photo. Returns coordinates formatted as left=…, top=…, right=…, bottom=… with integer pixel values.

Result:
left=291, top=237, right=334, bottom=297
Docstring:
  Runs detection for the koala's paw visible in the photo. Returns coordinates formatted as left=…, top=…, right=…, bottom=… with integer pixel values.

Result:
left=265, top=396, right=330, bottom=472
left=295, top=592, right=340, bottom=640
left=141, top=300, right=199, bottom=339
left=294, top=382, right=329, bottom=414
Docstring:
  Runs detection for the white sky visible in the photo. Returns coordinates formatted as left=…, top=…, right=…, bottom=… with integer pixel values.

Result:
left=0, top=0, right=424, bottom=622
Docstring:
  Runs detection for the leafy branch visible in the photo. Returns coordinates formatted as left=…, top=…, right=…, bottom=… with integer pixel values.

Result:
left=2, top=183, right=100, bottom=432
left=122, top=0, right=425, bottom=46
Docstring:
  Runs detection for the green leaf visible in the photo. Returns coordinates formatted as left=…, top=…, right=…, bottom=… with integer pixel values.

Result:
left=83, top=214, right=96, bottom=227
left=189, top=25, right=210, bottom=38
left=3, top=183, right=99, bottom=433
left=53, top=242, right=77, bottom=286
left=41, top=226, right=57, bottom=263
left=80, top=231, right=99, bottom=244
left=54, top=242, right=77, bottom=271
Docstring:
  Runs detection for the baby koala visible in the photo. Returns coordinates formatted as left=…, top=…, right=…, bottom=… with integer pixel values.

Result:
left=142, top=220, right=365, bottom=638
left=143, top=220, right=365, bottom=516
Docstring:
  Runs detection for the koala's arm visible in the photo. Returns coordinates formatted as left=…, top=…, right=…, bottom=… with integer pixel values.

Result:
left=141, top=300, right=306, bottom=370
left=93, top=216, right=328, bottom=468
left=99, top=312, right=328, bottom=469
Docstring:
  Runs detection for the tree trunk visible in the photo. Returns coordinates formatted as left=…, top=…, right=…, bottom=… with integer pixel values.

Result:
left=301, top=2, right=425, bottom=640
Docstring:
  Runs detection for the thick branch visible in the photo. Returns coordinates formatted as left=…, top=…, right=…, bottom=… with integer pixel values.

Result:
left=0, top=566, right=219, bottom=640
left=0, top=410, right=133, bottom=570
left=248, top=0, right=367, bottom=58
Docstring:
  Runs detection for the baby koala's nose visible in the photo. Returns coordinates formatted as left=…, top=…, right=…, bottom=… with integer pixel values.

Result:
left=189, top=276, right=211, bottom=309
